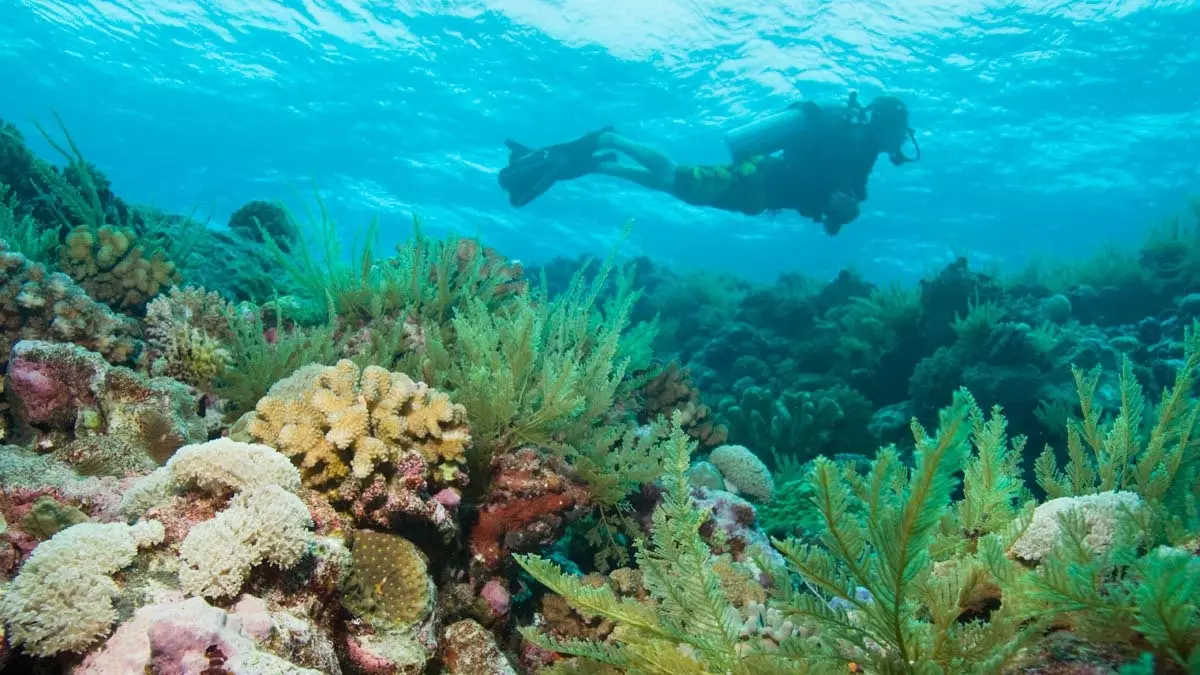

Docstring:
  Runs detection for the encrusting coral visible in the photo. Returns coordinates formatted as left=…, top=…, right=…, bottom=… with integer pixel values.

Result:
left=246, top=359, right=471, bottom=490
left=6, top=339, right=209, bottom=474
left=341, top=530, right=433, bottom=628
left=0, top=239, right=139, bottom=366
left=637, top=362, right=728, bottom=451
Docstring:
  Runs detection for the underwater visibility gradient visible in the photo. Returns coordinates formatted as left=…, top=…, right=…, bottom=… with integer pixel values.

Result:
left=1, top=0, right=1198, bottom=282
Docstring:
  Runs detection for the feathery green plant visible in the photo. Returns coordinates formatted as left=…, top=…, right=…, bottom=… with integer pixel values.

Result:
left=517, top=414, right=808, bottom=675
left=1034, top=320, right=1200, bottom=523
left=418, top=239, right=656, bottom=485
left=0, top=183, right=56, bottom=264
left=772, top=389, right=1035, bottom=673
left=212, top=302, right=341, bottom=418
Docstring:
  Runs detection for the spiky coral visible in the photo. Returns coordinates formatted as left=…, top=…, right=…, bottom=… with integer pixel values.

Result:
left=246, top=359, right=470, bottom=491
left=144, top=285, right=236, bottom=391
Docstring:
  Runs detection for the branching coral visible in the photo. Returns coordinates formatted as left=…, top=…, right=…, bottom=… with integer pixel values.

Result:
left=0, top=240, right=140, bottom=366
left=246, top=359, right=471, bottom=492
left=144, top=285, right=236, bottom=391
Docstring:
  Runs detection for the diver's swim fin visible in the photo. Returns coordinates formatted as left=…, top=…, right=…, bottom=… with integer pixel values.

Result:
left=498, top=127, right=617, bottom=207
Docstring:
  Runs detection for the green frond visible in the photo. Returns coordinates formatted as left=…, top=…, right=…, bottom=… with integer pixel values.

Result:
left=1133, top=548, right=1200, bottom=666
left=0, top=184, right=57, bottom=264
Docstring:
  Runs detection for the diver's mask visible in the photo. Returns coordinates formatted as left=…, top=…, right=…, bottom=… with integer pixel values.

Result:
left=852, top=94, right=921, bottom=165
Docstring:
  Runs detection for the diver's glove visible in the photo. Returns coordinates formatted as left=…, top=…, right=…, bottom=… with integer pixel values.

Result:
left=822, top=191, right=859, bottom=236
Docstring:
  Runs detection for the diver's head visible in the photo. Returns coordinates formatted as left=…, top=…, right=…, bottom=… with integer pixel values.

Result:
left=865, top=96, right=919, bottom=165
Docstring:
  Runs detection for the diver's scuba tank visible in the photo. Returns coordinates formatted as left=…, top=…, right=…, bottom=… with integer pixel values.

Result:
left=723, top=91, right=919, bottom=165
left=724, top=106, right=814, bottom=164
left=724, top=92, right=862, bottom=163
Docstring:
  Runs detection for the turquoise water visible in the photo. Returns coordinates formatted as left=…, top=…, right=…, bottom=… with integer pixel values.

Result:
left=2, top=0, right=1197, bottom=283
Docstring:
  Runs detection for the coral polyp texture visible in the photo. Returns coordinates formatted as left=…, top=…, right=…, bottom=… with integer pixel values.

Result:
left=0, top=240, right=139, bottom=365
left=143, top=285, right=236, bottom=390
left=58, top=224, right=180, bottom=312
left=246, top=359, right=471, bottom=490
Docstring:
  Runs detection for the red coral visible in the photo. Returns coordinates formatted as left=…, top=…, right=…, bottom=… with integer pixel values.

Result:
left=468, top=447, right=590, bottom=571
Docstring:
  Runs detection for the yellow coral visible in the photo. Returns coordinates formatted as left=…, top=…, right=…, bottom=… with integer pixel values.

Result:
left=341, top=531, right=431, bottom=627
left=247, top=359, right=470, bottom=490
left=57, top=225, right=181, bottom=312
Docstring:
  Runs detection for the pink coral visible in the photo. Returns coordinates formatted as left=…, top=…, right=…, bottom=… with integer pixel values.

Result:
left=6, top=341, right=101, bottom=428
left=345, top=634, right=399, bottom=674
left=480, top=578, right=511, bottom=617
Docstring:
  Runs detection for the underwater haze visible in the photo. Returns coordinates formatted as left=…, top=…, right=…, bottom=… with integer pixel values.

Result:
left=1, top=0, right=1197, bottom=283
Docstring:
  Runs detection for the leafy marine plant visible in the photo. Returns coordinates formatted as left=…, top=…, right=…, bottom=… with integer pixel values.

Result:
left=516, top=415, right=806, bottom=675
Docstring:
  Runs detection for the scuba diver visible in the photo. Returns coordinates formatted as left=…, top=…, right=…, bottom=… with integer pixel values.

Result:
left=497, top=92, right=919, bottom=235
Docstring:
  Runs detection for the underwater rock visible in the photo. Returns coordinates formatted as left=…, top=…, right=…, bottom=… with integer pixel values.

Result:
left=440, top=619, right=518, bottom=675
left=469, top=446, right=591, bottom=572
left=692, top=486, right=783, bottom=568
left=228, top=199, right=300, bottom=253
left=7, top=340, right=210, bottom=474
left=0, top=241, right=141, bottom=367
left=75, top=594, right=332, bottom=674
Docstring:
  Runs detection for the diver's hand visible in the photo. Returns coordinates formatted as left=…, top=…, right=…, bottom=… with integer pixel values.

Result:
left=822, top=191, right=859, bottom=235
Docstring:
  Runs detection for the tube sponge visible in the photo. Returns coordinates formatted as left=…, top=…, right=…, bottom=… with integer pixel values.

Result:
left=0, top=520, right=164, bottom=656
left=708, top=444, right=774, bottom=501
left=178, top=484, right=313, bottom=598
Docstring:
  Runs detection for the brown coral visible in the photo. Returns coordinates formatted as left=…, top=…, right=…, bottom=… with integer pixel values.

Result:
left=144, top=286, right=236, bottom=390
left=247, top=360, right=471, bottom=491
left=341, top=530, right=432, bottom=628
left=638, top=362, right=728, bottom=450
left=57, top=225, right=180, bottom=312
left=0, top=240, right=140, bottom=366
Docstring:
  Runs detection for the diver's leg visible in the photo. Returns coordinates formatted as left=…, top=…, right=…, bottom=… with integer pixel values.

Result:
left=595, top=132, right=677, bottom=192
left=590, top=162, right=673, bottom=193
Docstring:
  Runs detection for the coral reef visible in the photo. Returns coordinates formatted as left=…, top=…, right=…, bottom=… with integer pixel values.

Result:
left=637, top=361, right=728, bottom=450
left=144, top=285, right=237, bottom=391
left=57, top=224, right=181, bottom=312
left=6, top=339, right=210, bottom=474
left=0, top=240, right=140, bottom=366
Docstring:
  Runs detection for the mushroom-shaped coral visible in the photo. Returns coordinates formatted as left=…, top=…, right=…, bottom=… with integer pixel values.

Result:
left=246, top=359, right=471, bottom=490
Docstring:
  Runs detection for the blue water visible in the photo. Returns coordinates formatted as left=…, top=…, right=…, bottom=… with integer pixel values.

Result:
left=2, top=1, right=1197, bottom=284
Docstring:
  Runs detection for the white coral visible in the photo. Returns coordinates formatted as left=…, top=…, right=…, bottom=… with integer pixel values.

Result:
left=179, top=485, right=313, bottom=598
left=0, top=520, right=164, bottom=656
left=709, top=444, right=774, bottom=501
left=169, top=438, right=301, bottom=494
left=119, top=438, right=302, bottom=517
left=1010, top=490, right=1142, bottom=562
